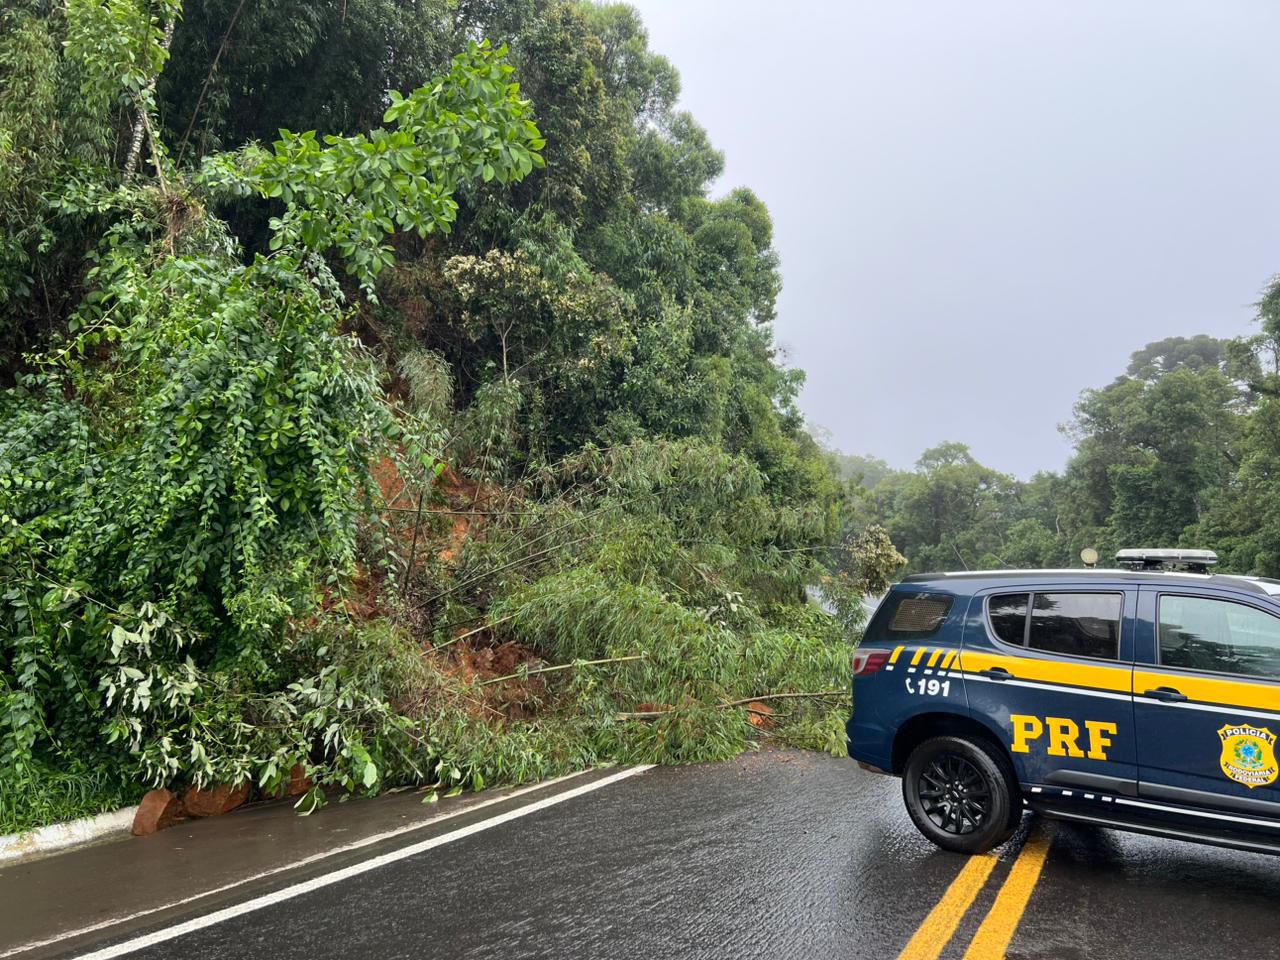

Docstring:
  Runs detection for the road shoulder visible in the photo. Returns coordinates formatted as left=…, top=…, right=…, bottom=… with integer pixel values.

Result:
left=0, top=767, right=643, bottom=960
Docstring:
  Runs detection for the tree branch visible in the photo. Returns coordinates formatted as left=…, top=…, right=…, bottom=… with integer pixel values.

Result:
left=176, top=0, right=249, bottom=165
left=618, top=690, right=848, bottom=719
left=124, top=14, right=177, bottom=180
left=430, top=613, right=516, bottom=653
left=478, top=654, right=646, bottom=686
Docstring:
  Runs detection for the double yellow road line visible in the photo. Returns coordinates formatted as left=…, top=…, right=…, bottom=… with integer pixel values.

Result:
left=897, top=821, right=1053, bottom=960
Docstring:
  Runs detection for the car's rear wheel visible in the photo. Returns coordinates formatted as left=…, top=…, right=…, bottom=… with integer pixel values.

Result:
left=902, top=735, right=1020, bottom=854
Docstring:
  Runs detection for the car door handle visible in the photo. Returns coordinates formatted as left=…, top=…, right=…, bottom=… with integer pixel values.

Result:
left=1143, top=686, right=1188, bottom=703
left=979, top=667, right=1013, bottom=681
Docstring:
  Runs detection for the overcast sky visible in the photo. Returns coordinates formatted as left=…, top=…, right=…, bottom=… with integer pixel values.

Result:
left=625, top=0, right=1280, bottom=478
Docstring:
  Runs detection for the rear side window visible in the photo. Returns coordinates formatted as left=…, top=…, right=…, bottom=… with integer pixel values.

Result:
left=883, top=593, right=954, bottom=639
left=1159, top=595, right=1280, bottom=678
left=986, top=591, right=1122, bottom=661
left=989, top=594, right=1029, bottom=645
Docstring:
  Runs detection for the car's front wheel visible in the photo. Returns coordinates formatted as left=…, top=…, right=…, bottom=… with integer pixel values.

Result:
left=902, top=735, right=1019, bottom=854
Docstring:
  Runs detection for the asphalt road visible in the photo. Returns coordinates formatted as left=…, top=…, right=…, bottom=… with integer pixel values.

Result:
left=7, top=748, right=1280, bottom=960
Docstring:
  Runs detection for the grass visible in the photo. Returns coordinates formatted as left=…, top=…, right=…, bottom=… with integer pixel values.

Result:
left=0, top=765, right=144, bottom=835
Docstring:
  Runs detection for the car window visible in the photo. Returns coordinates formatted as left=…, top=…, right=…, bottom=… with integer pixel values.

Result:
left=884, top=594, right=953, bottom=638
left=1027, top=592, right=1122, bottom=660
left=1159, top=595, right=1280, bottom=679
left=988, top=593, right=1029, bottom=645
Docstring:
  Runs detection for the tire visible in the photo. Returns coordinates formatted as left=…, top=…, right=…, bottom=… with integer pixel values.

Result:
left=902, top=735, right=1020, bottom=854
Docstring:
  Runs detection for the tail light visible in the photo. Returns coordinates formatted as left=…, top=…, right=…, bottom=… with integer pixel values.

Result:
left=851, top=648, right=891, bottom=676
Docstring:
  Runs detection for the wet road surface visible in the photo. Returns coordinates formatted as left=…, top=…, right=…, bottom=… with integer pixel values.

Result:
left=4, top=748, right=1279, bottom=960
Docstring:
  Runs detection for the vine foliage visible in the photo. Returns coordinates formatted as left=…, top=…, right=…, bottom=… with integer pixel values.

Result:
left=0, top=3, right=543, bottom=815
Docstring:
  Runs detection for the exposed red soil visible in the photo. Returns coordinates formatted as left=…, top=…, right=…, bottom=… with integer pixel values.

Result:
left=345, top=566, right=386, bottom=619
left=454, top=640, right=546, bottom=719
left=334, top=454, right=551, bottom=721
left=746, top=701, right=778, bottom=730
left=635, top=702, right=675, bottom=715
left=431, top=465, right=507, bottom=565
left=369, top=458, right=502, bottom=568
left=372, top=455, right=416, bottom=511
left=438, top=514, right=474, bottom=564
left=456, top=640, right=538, bottom=680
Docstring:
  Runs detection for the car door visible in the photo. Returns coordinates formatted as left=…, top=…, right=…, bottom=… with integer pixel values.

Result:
left=1134, top=586, right=1280, bottom=812
left=962, top=584, right=1138, bottom=794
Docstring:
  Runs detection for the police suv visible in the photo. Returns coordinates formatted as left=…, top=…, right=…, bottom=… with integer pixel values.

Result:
left=848, top=549, right=1280, bottom=854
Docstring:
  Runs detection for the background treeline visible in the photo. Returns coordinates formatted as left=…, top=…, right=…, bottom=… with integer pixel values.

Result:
left=0, top=0, right=900, bottom=831
left=839, top=315, right=1280, bottom=576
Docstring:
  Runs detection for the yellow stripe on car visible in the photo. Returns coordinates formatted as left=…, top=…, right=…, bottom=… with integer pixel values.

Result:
left=1134, top=669, right=1280, bottom=714
left=889, top=645, right=906, bottom=664
left=961, top=649, right=1130, bottom=694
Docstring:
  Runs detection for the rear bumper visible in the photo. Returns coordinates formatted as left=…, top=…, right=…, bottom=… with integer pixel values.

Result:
left=846, top=714, right=892, bottom=771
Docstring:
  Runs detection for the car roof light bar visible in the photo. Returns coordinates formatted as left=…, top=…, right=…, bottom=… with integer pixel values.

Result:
left=1115, top=548, right=1219, bottom=573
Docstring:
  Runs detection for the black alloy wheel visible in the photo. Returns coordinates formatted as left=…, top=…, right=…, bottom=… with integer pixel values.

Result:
left=917, top=752, right=991, bottom=835
left=902, top=735, right=1020, bottom=854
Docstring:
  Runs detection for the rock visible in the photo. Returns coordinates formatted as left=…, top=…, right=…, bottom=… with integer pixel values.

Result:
left=286, top=764, right=313, bottom=798
left=746, top=701, right=778, bottom=730
left=132, top=789, right=186, bottom=836
left=183, top=781, right=250, bottom=818
left=268, top=764, right=314, bottom=800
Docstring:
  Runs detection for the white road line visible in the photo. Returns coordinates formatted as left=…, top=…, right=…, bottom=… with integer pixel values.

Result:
left=65, top=765, right=654, bottom=960
left=4, top=766, right=649, bottom=960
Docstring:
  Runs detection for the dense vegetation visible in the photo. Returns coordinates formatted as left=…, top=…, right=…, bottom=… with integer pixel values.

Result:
left=0, top=0, right=901, bottom=831
left=842, top=321, right=1280, bottom=577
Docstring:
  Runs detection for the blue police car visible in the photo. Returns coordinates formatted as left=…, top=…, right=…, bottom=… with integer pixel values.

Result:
left=848, top=549, right=1280, bottom=854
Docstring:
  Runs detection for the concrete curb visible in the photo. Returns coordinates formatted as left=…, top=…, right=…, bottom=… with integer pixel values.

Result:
left=0, top=806, right=137, bottom=865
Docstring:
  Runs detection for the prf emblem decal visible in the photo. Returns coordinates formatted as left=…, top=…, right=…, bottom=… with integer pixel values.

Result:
left=1218, top=724, right=1279, bottom=789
